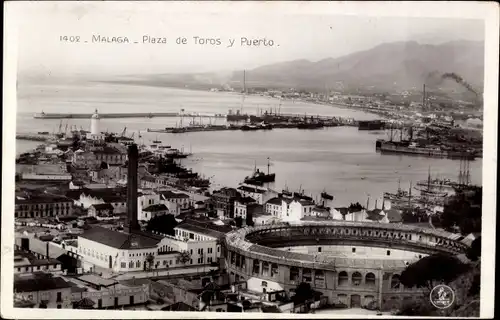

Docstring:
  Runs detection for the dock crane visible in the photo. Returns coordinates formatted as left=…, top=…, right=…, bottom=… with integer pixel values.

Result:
left=120, top=127, right=127, bottom=137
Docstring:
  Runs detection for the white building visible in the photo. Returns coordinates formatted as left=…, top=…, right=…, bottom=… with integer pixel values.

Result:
left=160, top=191, right=191, bottom=210
left=76, top=226, right=179, bottom=273
left=264, top=196, right=315, bottom=222
left=155, top=223, right=223, bottom=266
left=73, top=190, right=127, bottom=214
left=237, top=184, right=277, bottom=205
left=137, top=191, right=181, bottom=221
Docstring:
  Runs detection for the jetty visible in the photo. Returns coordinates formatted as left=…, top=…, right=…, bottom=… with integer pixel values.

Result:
left=16, top=134, right=53, bottom=142
left=33, top=112, right=227, bottom=120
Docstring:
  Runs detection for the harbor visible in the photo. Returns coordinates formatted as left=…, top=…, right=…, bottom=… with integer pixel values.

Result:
left=16, top=83, right=483, bottom=207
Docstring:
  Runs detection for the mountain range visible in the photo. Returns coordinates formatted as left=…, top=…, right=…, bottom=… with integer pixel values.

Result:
left=26, top=40, right=483, bottom=94
left=228, top=40, right=484, bottom=92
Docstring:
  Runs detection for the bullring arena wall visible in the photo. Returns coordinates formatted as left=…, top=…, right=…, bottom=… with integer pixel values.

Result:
left=223, top=221, right=469, bottom=311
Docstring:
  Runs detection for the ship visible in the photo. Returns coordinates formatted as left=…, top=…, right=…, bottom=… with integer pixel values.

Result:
left=379, top=140, right=476, bottom=160
left=321, top=191, right=334, bottom=200
left=358, top=120, right=385, bottom=130
left=227, top=71, right=250, bottom=122
left=384, top=179, right=418, bottom=208
left=243, top=158, right=276, bottom=185
left=227, top=112, right=249, bottom=122
left=297, top=122, right=324, bottom=129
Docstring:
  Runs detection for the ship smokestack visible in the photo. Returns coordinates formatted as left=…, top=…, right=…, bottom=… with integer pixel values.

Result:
left=127, top=144, right=140, bottom=233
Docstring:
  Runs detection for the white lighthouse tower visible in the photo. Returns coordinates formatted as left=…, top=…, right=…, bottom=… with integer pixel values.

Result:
left=91, top=109, right=100, bottom=135
left=87, top=109, right=105, bottom=143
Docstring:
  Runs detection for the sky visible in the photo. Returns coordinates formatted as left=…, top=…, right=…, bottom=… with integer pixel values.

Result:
left=11, top=2, right=485, bottom=78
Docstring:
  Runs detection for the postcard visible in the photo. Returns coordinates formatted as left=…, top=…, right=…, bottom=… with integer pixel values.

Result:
left=2, top=1, right=498, bottom=319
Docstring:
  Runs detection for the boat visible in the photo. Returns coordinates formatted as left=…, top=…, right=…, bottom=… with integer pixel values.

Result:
left=413, top=167, right=449, bottom=198
left=297, top=122, right=324, bottom=129
left=243, top=158, right=276, bottom=185
left=378, top=140, right=476, bottom=160
left=358, top=120, right=385, bottom=131
left=321, top=191, right=334, bottom=200
left=153, top=135, right=162, bottom=144
left=240, top=125, right=259, bottom=131
left=37, top=131, right=49, bottom=135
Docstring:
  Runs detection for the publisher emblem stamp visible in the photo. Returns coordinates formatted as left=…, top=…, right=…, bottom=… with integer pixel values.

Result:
left=430, top=284, right=455, bottom=309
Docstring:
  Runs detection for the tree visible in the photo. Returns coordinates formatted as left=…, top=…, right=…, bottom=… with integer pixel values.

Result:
left=145, top=214, right=178, bottom=236
left=146, top=254, right=155, bottom=271
left=401, top=207, right=427, bottom=223
left=292, top=282, right=315, bottom=305
left=400, top=254, right=470, bottom=291
left=440, top=188, right=482, bottom=234
left=348, top=202, right=363, bottom=211
left=234, top=217, right=243, bottom=228
left=466, top=236, right=481, bottom=262
left=246, top=213, right=254, bottom=227
left=178, top=250, right=191, bottom=265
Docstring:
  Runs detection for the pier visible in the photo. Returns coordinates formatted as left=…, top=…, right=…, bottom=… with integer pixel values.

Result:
left=16, top=134, right=53, bottom=142
left=33, top=112, right=227, bottom=120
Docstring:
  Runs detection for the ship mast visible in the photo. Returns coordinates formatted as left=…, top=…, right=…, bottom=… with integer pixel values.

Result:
left=408, top=181, right=413, bottom=207
left=427, top=166, right=431, bottom=191
left=423, top=84, right=426, bottom=109
left=267, top=157, right=270, bottom=175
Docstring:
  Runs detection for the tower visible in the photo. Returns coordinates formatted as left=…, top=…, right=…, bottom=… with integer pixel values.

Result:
left=91, top=109, right=100, bottom=135
left=126, top=144, right=140, bottom=233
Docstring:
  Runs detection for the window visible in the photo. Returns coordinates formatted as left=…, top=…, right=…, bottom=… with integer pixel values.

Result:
left=352, top=248, right=356, bottom=253
left=387, top=250, right=391, bottom=256
left=318, top=247, right=322, bottom=252
left=352, top=272, right=362, bottom=286
left=121, top=262, right=126, bottom=268
left=190, top=259, right=193, bottom=265
left=57, top=292, right=62, bottom=302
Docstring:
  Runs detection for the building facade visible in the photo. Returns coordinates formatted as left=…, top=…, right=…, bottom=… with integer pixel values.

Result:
left=15, top=195, right=74, bottom=219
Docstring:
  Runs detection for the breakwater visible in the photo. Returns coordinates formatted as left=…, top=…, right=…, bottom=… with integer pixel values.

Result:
left=16, top=134, right=52, bottom=142
left=33, top=112, right=227, bottom=119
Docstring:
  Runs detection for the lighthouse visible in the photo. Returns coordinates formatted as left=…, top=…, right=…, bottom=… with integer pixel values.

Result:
left=91, top=109, right=100, bottom=135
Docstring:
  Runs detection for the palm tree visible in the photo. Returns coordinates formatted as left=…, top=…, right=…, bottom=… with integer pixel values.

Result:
left=178, top=250, right=191, bottom=265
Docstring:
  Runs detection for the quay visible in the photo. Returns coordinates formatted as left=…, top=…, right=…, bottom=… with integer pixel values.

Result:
left=16, top=134, right=52, bottom=142
left=33, top=112, right=227, bottom=119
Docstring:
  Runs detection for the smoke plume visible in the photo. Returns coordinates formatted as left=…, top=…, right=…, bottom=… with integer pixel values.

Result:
left=441, top=72, right=478, bottom=96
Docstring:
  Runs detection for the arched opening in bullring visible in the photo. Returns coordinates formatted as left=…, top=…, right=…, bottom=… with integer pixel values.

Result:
left=303, top=268, right=312, bottom=282
left=389, top=296, right=400, bottom=310
left=262, top=262, right=270, bottom=277
left=252, top=259, right=260, bottom=274
left=350, top=294, right=361, bottom=308
left=271, top=263, right=278, bottom=277
left=363, top=295, right=375, bottom=307
left=391, top=274, right=401, bottom=289
left=338, top=271, right=348, bottom=286
left=315, top=270, right=325, bottom=285
left=290, top=266, right=299, bottom=281
left=352, top=272, right=362, bottom=286
left=365, top=272, right=376, bottom=287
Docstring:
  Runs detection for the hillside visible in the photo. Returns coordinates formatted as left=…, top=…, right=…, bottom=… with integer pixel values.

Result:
left=230, top=40, right=484, bottom=92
